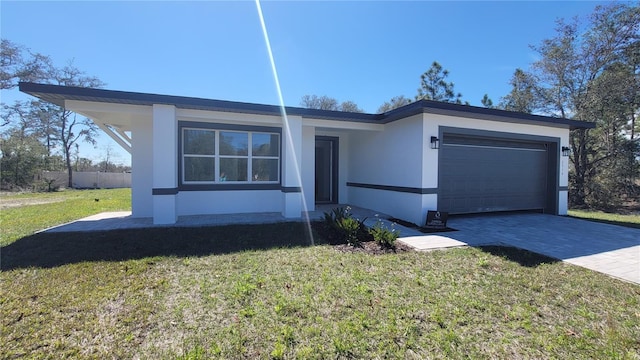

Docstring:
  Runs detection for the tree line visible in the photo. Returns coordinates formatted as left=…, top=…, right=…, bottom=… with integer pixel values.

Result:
left=301, top=3, right=639, bottom=210
left=1, top=39, right=107, bottom=190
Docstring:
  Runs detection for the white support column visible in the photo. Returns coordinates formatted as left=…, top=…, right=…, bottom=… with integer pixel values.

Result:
left=559, top=136, right=570, bottom=215
left=282, top=115, right=303, bottom=218
left=152, top=104, right=178, bottom=224
left=131, top=116, right=153, bottom=218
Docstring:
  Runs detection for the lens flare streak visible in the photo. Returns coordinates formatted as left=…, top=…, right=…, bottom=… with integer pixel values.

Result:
left=255, top=0, right=314, bottom=245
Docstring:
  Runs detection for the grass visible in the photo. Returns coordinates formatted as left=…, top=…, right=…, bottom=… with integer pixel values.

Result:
left=0, top=188, right=131, bottom=246
left=2, top=229, right=640, bottom=358
left=1, top=191, right=639, bottom=358
left=568, top=209, right=640, bottom=229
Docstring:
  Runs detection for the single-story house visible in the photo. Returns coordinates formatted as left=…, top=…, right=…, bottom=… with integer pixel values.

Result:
left=20, top=82, right=593, bottom=225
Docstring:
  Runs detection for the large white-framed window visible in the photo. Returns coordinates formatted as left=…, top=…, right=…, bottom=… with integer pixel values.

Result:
left=181, top=126, right=280, bottom=185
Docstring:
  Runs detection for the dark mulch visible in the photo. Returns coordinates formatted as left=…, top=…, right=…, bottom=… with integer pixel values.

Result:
left=332, top=241, right=413, bottom=255
left=309, top=221, right=413, bottom=255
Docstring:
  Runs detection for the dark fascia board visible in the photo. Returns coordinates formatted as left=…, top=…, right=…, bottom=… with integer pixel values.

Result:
left=380, top=99, right=595, bottom=130
left=19, top=82, right=593, bottom=129
left=18, top=82, right=380, bottom=123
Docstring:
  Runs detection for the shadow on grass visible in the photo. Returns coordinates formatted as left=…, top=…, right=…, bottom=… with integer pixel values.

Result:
left=477, top=245, right=559, bottom=267
left=568, top=215, right=640, bottom=230
left=1, top=222, right=321, bottom=271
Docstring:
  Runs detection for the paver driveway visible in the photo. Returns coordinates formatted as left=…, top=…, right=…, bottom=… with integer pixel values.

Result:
left=403, top=213, right=640, bottom=284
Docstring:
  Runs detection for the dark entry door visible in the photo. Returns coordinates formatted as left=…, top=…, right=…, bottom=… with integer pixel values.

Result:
left=315, top=137, right=338, bottom=203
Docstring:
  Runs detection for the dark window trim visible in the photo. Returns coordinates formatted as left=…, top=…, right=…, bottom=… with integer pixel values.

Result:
left=178, top=121, right=282, bottom=191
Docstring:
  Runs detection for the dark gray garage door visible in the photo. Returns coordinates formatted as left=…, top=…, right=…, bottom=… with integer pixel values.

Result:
left=438, top=134, right=549, bottom=214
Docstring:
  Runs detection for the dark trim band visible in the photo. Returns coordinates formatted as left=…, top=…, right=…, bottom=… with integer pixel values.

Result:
left=281, top=186, right=302, bottom=193
left=152, top=187, right=179, bottom=195
left=559, top=186, right=569, bottom=191
left=347, top=182, right=437, bottom=195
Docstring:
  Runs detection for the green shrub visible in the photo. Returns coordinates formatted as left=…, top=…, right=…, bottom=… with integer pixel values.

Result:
left=322, top=206, right=369, bottom=246
left=368, top=215, right=399, bottom=249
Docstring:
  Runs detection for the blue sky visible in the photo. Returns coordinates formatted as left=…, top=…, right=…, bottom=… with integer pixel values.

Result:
left=2, top=1, right=609, bottom=165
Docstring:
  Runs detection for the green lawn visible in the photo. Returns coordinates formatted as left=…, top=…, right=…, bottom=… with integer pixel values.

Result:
left=0, top=188, right=131, bottom=246
left=568, top=209, right=640, bottom=229
left=1, top=191, right=639, bottom=359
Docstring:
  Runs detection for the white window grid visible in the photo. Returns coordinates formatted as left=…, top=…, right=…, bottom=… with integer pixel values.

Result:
left=182, top=128, right=280, bottom=184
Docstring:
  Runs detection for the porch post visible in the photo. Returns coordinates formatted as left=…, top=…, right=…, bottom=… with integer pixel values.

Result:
left=152, top=104, right=178, bottom=224
left=282, top=115, right=303, bottom=218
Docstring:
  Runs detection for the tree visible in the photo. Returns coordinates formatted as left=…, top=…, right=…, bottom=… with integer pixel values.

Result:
left=100, top=143, right=117, bottom=172
left=377, top=95, right=412, bottom=113
left=499, top=68, right=537, bottom=113
left=300, top=94, right=363, bottom=112
left=1, top=39, right=105, bottom=189
left=0, top=129, right=47, bottom=188
left=480, top=94, right=494, bottom=108
left=50, top=63, right=104, bottom=187
left=338, top=100, right=363, bottom=113
left=416, top=61, right=464, bottom=104
left=521, top=3, right=640, bottom=208
left=0, top=39, right=51, bottom=90
left=75, top=157, right=94, bottom=172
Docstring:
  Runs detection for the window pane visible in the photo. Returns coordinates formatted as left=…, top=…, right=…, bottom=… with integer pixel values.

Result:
left=220, top=132, right=248, bottom=156
left=220, top=158, right=247, bottom=181
left=184, top=129, right=215, bottom=155
left=252, top=133, right=280, bottom=156
left=184, top=157, right=215, bottom=181
left=252, top=159, right=279, bottom=182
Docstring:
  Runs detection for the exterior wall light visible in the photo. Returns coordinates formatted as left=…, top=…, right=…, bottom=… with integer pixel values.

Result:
left=430, top=136, right=440, bottom=150
left=561, top=146, right=571, bottom=157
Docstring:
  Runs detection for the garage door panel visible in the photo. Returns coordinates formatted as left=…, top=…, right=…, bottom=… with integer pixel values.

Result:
left=439, top=138, right=548, bottom=214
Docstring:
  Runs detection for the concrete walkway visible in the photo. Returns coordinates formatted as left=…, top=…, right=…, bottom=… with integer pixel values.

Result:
left=42, top=208, right=639, bottom=284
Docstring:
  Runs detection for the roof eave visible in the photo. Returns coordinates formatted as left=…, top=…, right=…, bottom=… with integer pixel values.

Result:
left=18, top=82, right=595, bottom=130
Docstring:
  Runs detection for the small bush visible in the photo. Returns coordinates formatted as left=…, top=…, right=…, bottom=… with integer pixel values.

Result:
left=337, top=216, right=361, bottom=246
left=369, top=215, right=399, bottom=249
left=322, top=206, right=369, bottom=246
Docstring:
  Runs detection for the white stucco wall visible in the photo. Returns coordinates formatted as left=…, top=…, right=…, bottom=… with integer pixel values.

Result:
left=347, top=115, right=426, bottom=224
left=152, top=104, right=178, bottom=224
left=349, top=115, right=424, bottom=188
left=281, top=115, right=303, bottom=218
left=177, top=190, right=282, bottom=215
left=130, top=115, right=153, bottom=218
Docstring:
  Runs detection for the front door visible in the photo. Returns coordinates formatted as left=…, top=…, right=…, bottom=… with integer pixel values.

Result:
left=315, top=137, right=338, bottom=203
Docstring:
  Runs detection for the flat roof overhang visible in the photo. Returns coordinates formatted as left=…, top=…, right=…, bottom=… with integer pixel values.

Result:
left=19, top=82, right=595, bottom=132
